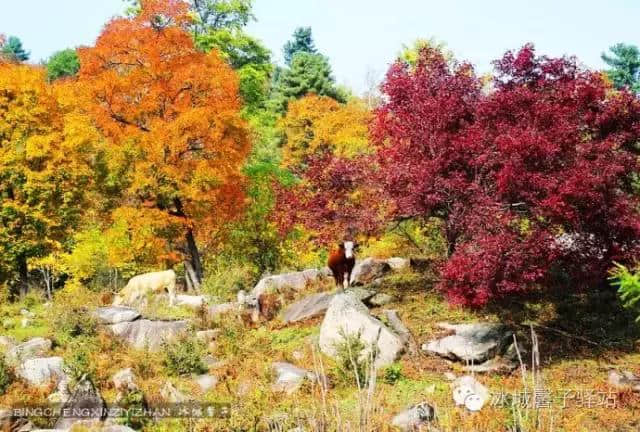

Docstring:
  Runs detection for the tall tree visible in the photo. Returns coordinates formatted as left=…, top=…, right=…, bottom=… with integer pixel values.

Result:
left=372, top=45, right=640, bottom=306
left=275, top=96, right=380, bottom=244
left=78, top=0, right=250, bottom=290
left=272, top=52, right=345, bottom=112
left=0, top=64, right=99, bottom=296
left=279, top=94, right=371, bottom=167
left=46, top=49, right=80, bottom=82
left=602, top=43, right=640, bottom=93
left=1, top=36, right=29, bottom=62
left=283, top=27, right=317, bottom=66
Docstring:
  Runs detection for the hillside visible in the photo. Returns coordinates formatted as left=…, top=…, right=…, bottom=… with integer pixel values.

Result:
left=1, top=257, right=639, bottom=432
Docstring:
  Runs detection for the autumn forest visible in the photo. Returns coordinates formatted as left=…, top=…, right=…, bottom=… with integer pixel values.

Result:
left=1, top=0, right=640, bottom=430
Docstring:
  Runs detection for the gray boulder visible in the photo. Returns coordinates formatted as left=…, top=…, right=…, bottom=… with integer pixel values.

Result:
left=6, top=337, right=52, bottom=366
left=0, top=335, right=16, bottom=352
left=282, top=288, right=375, bottom=324
left=452, top=375, right=489, bottom=412
left=54, top=378, right=106, bottom=430
left=386, top=257, right=410, bottom=271
left=113, top=368, right=138, bottom=393
left=319, top=294, right=404, bottom=368
left=194, top=374, right=218, bottom=392
left=252, top=269, right=327, bottom=298
left=422, top=322, right=513, bottom=364
left=196, top=329, right=222, bottom=344
left=17, top=357, right=67, bottom=387
left=272, top=362, right=321, bottom=395
left=107, top=320, right=188, bottom=351
left=608, top=370, right=640, bottom=392
left=282, top=292, right=335, bottom=324
left=160, top=381, right=189, bottom=403
left=367, top=293, right=396, bottom=307
left=350, top=258, right=392, bottom=286
left=390, top=402, right=435, bottom=431
left=93, top=306, right=141, bottom=325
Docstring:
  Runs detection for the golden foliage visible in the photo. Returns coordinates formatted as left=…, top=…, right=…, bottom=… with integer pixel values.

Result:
left=76, top=0, right=251, bottom=264
left=279, top=94, right=371, bottom=167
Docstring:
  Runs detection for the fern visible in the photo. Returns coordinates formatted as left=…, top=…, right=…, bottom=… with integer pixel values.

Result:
left=609, top=263, right=640, bottom=323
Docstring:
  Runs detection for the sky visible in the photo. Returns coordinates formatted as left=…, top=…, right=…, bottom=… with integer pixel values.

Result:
left=1, top=0, right=639, bottom=94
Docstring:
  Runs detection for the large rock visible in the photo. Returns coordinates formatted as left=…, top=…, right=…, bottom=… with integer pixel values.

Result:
left=113, top=368, right=138, bottom=393
left=194, top=374, right=218, bottom=392
left=160, top=381, right=189, bottom=403
left=350, top=258, right=392, bottom=286
left=319, top=294, right=404, bottom=368
left=422, top=322, right=513, bottom=364
left=390, top=402, right=435, bottom=431
left=107, top=320, right=188, bottom=351
left=386, top=257, right=410, bottom=271
left=17, top=357, right=67, bottom=387
left=55, top=378, right=106, bottom=430
left=282, top=292, right=335, bottom=324
left=0, top=335, right=16, bottom=352
left=452, top=375, right=489, bottom=412
left=282, top=288, right=376, bottom=324
left=608, top=370, right=640, bottom=392
left=92, top=306, right=141, bottom=325
left=367, top=293, right=395, bottom=307
left=271, top=362, right=321, bottom=395
left=6, top=338, right=52, bottom=366
left=252, top=269, right=327, bottom=298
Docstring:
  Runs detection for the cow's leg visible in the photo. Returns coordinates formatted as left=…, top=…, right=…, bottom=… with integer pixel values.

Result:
left=331, top=268, right=342, bottom=289
left=167, top=281, right=176, bottom=306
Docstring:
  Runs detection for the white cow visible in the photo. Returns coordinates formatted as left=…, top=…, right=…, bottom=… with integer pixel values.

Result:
left=114, top=270, right=177, bottom=307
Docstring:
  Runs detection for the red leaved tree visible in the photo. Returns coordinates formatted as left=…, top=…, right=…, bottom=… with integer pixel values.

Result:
left=373, top=44, right=640, bottom=306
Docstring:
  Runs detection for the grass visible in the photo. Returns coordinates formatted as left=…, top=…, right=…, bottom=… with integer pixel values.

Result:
left=1, top=268, right=639, bottom=431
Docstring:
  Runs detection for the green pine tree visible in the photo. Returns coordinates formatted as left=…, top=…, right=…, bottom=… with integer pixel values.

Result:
left=1, top=36, right=29, bottom=62
left=283, top=27, right=317, bottom=65
left=602, top=43, right=640, bottom=93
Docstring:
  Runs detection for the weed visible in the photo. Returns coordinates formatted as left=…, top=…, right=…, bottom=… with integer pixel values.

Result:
left=162, top=335, right=207, bottom=376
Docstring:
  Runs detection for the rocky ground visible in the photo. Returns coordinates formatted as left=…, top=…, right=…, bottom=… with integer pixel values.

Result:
left=1, top=258, right=639, bottom=431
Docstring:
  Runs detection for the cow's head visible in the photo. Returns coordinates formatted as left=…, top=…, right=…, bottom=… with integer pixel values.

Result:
left=342, top=241, right=357, bottom=259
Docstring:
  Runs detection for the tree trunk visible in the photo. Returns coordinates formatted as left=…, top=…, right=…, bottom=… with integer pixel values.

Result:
left=17, top=255, right=28, bottom=298
left=173, top=198, right=204, bottom=291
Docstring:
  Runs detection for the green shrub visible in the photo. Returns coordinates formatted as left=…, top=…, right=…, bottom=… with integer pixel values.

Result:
left=0, top=356, right=13, bottom=395
left=610, top=263, right=640, bottom=322
left=382, top=363, right=404, bottom=385
left=63, top=337, right=98, bottom=385
left=117, top=388, right=148, bottom=429
left=332, top=330, right=376, bottom=387
left=48, top=284, right=98, bottom=344
left=162, top=336, right=207, bottom=376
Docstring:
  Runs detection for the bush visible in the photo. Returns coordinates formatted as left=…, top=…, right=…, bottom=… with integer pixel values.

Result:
left=0, top=356, right=13, bottom=395
left=48, top=283, right=98, bottom=343
left=332, top=330, right=376, bottom=388
left=370, top=45, right=640, bottom=306
left=63, top=337, right=98, bottom=385
left=610, top=263, right=640, bottom=323
left=382, top=363, right=404, bottom=385
left=162, top=336, right=207, bottom=376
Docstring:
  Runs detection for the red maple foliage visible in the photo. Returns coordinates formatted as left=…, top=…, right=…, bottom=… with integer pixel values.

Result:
left=373, top=44, right=640, bottom=306
left=274, top=152, right=388, bottom=245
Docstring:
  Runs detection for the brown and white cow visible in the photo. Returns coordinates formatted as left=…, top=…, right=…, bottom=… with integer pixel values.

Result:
left=327, top=241, right=357, bottom=290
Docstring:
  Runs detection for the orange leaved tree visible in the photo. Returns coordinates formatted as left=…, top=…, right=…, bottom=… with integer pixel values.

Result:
left=77, top=0, right=250, bottom=289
